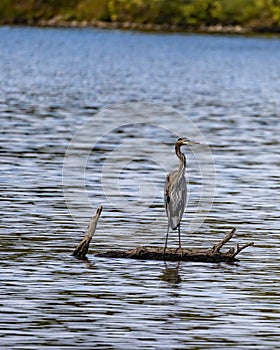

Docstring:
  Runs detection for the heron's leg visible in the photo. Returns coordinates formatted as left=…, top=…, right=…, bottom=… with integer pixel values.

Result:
left=176, top=224, right=183, bottom=257
left=178, top=224, right=182, bottom=250
left=164, top=225, right=169, bottom=255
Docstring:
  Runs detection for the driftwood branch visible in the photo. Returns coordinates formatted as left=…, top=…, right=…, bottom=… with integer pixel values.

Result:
left=72, top=206, right=254, bottom=262
left=72, top=206, right=102, bottom=260
left=211, top=227, right=236, bottom=253
left=231, top=242, right=254, bottom=258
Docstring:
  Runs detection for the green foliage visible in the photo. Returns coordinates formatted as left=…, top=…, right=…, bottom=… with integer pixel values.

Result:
left=180, top=0, right=222, bottom=26
left=0, top=1, right=15, bottom=21
left=253, top=0, right=280, bottom=26
left=272, top=5, right=280, bottom=25
left=107, top=0, right=183, bottom=24
left=75, top=0, right=110, bottom=21
left=0, top=0, right=280, bottom=29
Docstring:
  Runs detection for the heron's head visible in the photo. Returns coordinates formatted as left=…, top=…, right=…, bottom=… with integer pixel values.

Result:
left=176, top=137, right=199, bottom=146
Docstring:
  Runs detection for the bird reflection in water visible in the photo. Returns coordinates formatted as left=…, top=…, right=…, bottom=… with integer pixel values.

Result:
left=160, top=261, right=182, bottom=285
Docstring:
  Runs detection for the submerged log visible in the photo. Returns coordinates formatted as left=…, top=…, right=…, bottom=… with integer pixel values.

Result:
left=96, top=228, right=254, bottom=262
left=73, top=207, right=254, bottom=262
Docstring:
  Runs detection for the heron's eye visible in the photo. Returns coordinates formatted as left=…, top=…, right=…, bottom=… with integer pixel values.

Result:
left=177, top=137, right=182, bottom=141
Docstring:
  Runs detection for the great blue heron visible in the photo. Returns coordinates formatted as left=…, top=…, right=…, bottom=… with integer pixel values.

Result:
left=164, top=137, right=198, bottom=254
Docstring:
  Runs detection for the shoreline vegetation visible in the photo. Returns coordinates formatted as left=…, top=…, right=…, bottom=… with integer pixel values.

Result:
left=1, top=0, right=280, bottom=34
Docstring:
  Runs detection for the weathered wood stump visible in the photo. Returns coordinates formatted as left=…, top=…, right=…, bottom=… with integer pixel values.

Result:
left=72, top=206, right=102, bottom=259
left=72, top=207, right=254, bottom=262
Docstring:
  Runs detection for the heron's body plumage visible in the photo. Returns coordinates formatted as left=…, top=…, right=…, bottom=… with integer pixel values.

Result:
left=164, top=167, right=186, bottom=230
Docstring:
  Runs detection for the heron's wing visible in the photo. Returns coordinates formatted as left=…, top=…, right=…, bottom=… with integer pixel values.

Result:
left=164, top=174, right=171, bottom=212
left=164, top=173, right=186, bottom=230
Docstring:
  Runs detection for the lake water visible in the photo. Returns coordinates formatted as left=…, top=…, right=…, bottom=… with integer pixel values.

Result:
left=0, top=26, right=279, bottom=349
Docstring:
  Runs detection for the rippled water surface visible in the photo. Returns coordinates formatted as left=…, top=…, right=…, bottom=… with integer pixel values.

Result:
left=1, top=27, right=280, bottom=349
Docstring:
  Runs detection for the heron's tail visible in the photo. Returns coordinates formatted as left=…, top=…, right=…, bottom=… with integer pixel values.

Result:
left=169, top=216, right=179, bottom=230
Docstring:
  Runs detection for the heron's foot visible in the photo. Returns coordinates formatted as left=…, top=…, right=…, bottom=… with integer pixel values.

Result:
left=176, top=247, right=184, bottom=257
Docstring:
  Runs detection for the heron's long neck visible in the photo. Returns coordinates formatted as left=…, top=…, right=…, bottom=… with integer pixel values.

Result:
left=175, top=144, right=186, bottom=173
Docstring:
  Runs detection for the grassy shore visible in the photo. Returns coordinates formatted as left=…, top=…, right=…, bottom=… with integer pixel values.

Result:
left=1, top=0, right=280, bottom=33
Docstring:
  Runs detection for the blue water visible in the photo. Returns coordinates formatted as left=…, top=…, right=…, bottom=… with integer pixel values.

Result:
left=0, top=26, right=279, bottom=349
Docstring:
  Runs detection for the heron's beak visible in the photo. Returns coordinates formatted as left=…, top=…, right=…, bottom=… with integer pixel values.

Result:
left=184, top=140, right=200, bottom=145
